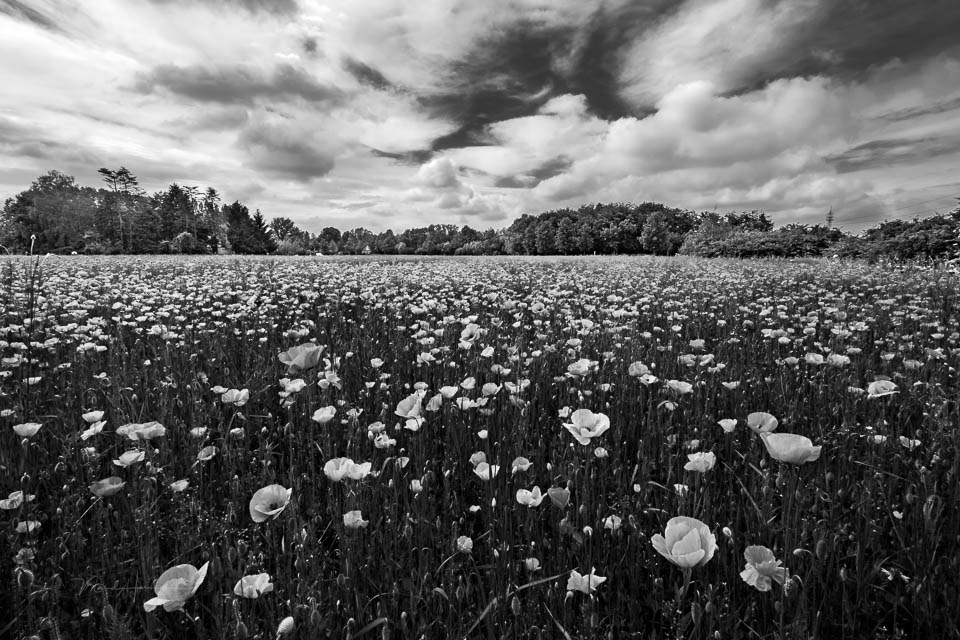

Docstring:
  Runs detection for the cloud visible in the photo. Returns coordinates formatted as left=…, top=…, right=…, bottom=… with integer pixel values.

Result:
left=617, top=0, right=960, bottom=108
left=144, top=0, right=299, bottom=15
left=0, top=0, right=62, bottom=32
left=415, top=157, right=461, bottom=189
left=534, top=76, right=855, bottom=203
left=237, top=114, right=338, bottom=181
left=617, top=0, right=821, bottom=107
left=135, top=62, right=344, bottom=105
left=826, top=135, right=960, bottom=173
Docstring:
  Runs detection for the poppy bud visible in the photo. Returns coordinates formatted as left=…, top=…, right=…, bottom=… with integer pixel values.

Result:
left=704, top=601, right=715, bottom=615
left=511, top=595, right=521, bottom=616
left=235, top=622, right=248, bottom=639
left=17, top=568, right=34, bottom=589
left=309, top=606, right=323, bottom=629
left=815, top=539, right=827, bottom=559
left=227, top=546, right=238, bottom=564
left=102, top=604, right=115, bottom=624
left=691, top=602, right=702, bottom=625
left=237, top=540, right=248, bottom=555
left=21, top=473, right=30, bottom=484
left=840, top=566, right=848, bottom=581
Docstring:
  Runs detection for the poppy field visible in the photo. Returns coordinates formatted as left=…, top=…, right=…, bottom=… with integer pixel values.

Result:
left=1, top=254, right=959, bottom=639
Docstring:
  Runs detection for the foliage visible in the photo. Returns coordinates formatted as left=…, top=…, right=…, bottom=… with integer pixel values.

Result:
left=3, top=170, right=958, bottom=262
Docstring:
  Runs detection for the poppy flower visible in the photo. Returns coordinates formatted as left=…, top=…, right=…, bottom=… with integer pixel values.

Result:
left=89, top=477, right=125, bottom=497
left=82, top=410, right=105, bottom=423
left=684, top=451, right=716, bottom=473
left=666, top=380, right=693, bottom=395
left=760, top=433, right=822, bottom=465
left=747, top=412, right=778, bottom=433
left=324, top=458, right=371, bottom=481
left=80, top=421, right=106, bottom=441
left=249, top=484, right=292, bottom=523
left=651, top=516, right=717, bottom=569
left=456, top=535, right=473, bottom=553
left=278, top=343, right=323, bottom=373
left=563, top=409, right=610, bottom=446
left=740, top=545, right=788, bottom=592
left=13, top=422, right=42, bottom=438
left=234, top=573, right=274, bottom=599
left=16, top=520, right=41, bottom=534
left=343, top=510, right=369, bottom=530
left=395, top=393, right=423, bottom=418
left=0, top=491, right=36, bottom=510
left=117, top=421, right=166, bottom=441
left=144, top=562, right=209, bottom=612
left=516, top=487, right=544, bottom=507
left=221, top=389, right=250, bottom=406
left=867, top=380, right=898, bottom=398
left=196, top=446, right=218, bottom=462
left=566, top=567, right=606, bottom=594
left=311, top=406, right=337, bottom=424
left=547, top=487, right=570, bottom=508
left=717, top=419, right=737, bottom=433
left=473, top=462, right=500, bottom=480
left=113, top=449, right=146, bottom=467
left=511, top=457, right=532, bottom=474
left=566, top=358, right=597, bottom=377
left=628, top=362, right=650, bottom=377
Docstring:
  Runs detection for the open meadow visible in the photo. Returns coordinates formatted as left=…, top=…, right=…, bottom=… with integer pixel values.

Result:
left=1, top=254, right=959, bottom=639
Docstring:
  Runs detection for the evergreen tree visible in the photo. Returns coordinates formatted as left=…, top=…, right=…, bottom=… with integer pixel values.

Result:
left=251, top=210, right=277, bottom=253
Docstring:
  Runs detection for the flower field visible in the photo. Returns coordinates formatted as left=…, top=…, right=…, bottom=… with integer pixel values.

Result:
left=2, top=255, right=959, bottom=639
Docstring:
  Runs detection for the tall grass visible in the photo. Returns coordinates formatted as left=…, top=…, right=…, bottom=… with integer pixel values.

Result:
left=1, top=255, right=958, bottom=639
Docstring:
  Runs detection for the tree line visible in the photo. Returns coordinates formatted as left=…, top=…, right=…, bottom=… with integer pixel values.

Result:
left=2, top=169, right=958, bottom=262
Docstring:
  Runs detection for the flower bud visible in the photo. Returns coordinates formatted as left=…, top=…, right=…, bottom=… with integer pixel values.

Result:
left=17, top=568, right=34, bottom=589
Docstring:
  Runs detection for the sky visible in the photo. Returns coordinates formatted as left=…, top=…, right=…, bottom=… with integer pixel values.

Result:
left=2, top=0, right=960, bottom=234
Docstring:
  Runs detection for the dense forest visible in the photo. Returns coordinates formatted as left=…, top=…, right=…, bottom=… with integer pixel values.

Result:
left=2, top=169, right=958, bottom=262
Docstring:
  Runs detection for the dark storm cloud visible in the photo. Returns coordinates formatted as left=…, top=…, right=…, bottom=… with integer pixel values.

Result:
left=731, top=0, right=960, bottom=95
left=342, top=57, right=394, bottom=92
left=0, top=117, right=95, bottom=164
left=878, top=95, right=960, bottom=123
left=370, top=148, right=433, bottom=165
left=826, top=135, right=960, bottom=173
left=144, top=0, right=299, bottom=15
left=0, top=0, right=61, bottom=32
left=237, top=122, right=335, bottom=181
left=494, top=156, right=573, bottom=189
left=165, top=107, right=250, bottom=132
left=421, top=3, right=671, bottom=152
left=135, top=63, right=343, bottom=105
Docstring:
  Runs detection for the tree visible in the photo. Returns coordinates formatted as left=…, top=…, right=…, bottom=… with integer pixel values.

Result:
left=270, top=217, right=298, bottom=242
left=224, top=201, right=254, bottom=253
left=251, top=210, right=277, bottom=253
left=640, top=210, right=672, bottom=255
left=554, top=217, right=576, bottom=254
